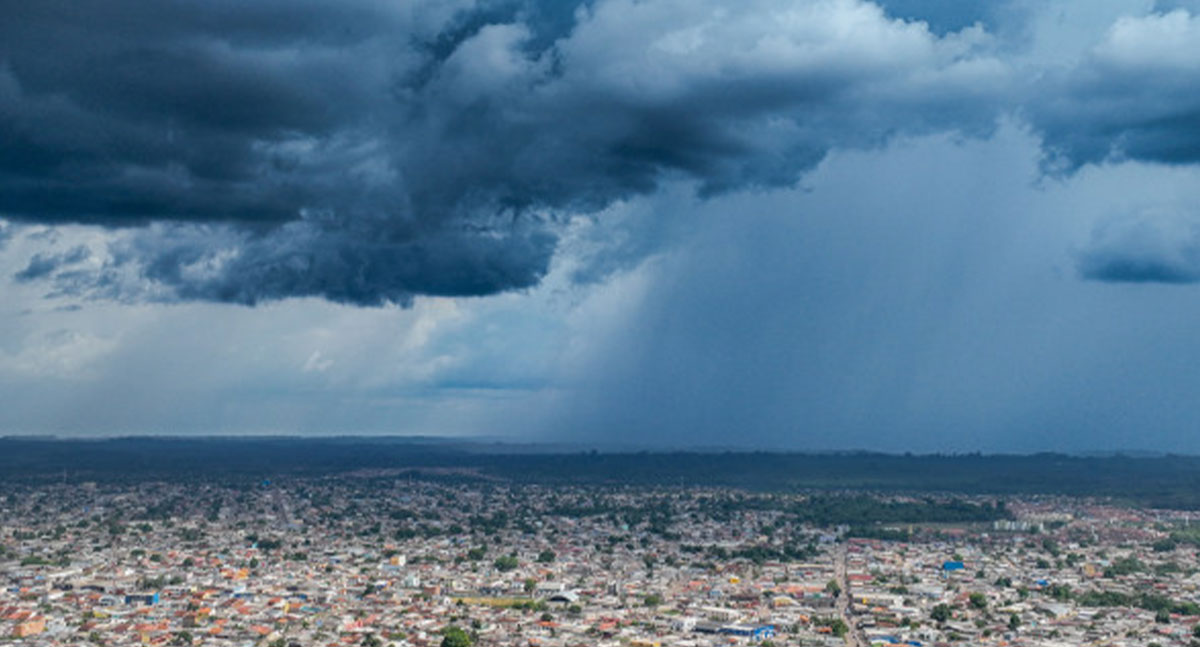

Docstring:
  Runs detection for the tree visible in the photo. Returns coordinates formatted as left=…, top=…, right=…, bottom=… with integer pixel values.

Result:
left=537, top=550, right=556, bottom=563
left=643, top=594, right=662, bottom=607
left=494, top=555, right=518, bottom=572
left=440, top=626, right=474, bottom=647
left=931, top=604, right=952, bottom=624
left=969, top=593, right=987, bottom=610
left=524, top=578, right=537, bottom=594
left=1156, top=609, right=1171, bottom=624
left=825, top=579, right=842, bottom=598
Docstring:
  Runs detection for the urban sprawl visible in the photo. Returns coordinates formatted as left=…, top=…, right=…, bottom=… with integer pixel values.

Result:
left=3, top=478, right=1200, bottom=647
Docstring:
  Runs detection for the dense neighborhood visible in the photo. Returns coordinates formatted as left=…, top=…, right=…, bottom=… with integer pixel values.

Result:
left=3, top=478, right=1200, bottom=647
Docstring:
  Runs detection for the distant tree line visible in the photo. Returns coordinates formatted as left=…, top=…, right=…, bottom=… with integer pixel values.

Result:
left=11, top=438, right=1200, bottom=509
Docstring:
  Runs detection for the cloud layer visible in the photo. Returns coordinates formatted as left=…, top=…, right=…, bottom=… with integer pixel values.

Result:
left=1, top=0, right=1012, bottom=304
left=1030, top=10, right=1200, bottom=171
left=4, top=0, right=1200, bottom=302
left=1078, top=210, right=1200, bottom=283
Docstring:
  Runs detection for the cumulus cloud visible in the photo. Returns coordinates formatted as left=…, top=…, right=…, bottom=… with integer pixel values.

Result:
left=1078, top=210, right=1200, bottom=283
left=13, top=245, right=91, bottom=283
left=1031, top=9, right=1200, bottom=170
left=8, top=0, right=1200, bottom=305
left=0, top=0, right=1012, bottom=305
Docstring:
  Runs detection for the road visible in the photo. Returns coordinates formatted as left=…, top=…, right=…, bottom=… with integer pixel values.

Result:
left=834, top=543, right=866, bottom=647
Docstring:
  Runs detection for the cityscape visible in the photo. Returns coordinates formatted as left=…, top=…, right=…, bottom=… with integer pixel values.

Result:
left=6, top=0, right=1200, bottom=646
left=5, top=469, right=1200, bottom=647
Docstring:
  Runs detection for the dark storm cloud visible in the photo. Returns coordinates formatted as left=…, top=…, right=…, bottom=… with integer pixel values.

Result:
left=13, top=245, right=91, bottom=283
left=0, top=0, right=1013, bottom=305
left=1034, top=9, right=1200, bottom=285
left=1030, top=10, right=1200, bottom=171
left=1077, top=213, right=1200, bottom=284
left=0, top=0, right=421, bottom=224
left=10, top=0, right=1200, bottom=304
left=54, top=219, right=557, bottom=306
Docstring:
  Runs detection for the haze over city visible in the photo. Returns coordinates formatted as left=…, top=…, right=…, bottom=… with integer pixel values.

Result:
left=3, top=0, right=1200, bottom=452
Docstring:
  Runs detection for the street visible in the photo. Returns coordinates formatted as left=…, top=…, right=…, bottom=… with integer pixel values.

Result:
left=834, top=543, right=866, bottom=647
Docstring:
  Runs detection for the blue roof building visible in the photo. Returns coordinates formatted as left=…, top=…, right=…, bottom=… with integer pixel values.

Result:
left=124, top=592, right=159, bottom=606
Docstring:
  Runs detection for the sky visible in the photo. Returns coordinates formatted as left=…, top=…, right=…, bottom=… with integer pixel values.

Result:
left=3, top=0, right=1200, bottom=451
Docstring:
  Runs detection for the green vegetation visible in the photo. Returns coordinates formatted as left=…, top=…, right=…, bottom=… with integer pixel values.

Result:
left=700, top=543, right=819, bottom=564
left=14, top=439, right=1200, bottom=510
left=847, top=526, right=915, bottom=541
left=793, top=496, right=1009, bottom=527
left=1152, top=538, right=1177, bottom=552
left=815, top=617, right=848, bottom=637
left=1045, top=584, right=1072, bottom=601
left=1072, top=590, right=1200, bottom=615
left=440, top=626, right=474, bottom=647
left=1104, top=556, right=1145, bottom=577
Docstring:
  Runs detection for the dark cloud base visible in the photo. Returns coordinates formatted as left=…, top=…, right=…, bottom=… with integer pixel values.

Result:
left=1076, top=213, right=1200, bottom=284
left=4, top=0, right=1200, bottom=302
